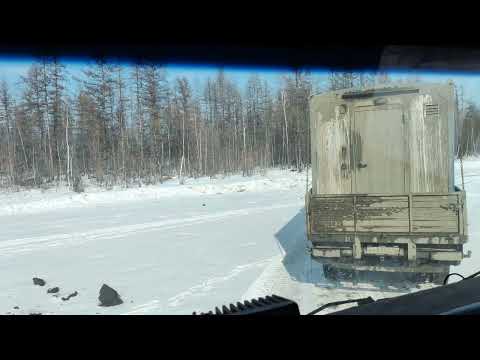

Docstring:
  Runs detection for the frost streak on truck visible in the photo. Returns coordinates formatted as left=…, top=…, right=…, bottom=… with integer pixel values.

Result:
left=305, top=83, right=468, bottom=282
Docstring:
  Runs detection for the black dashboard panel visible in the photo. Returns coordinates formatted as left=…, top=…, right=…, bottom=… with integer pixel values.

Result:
left=330, top=277, right=480, bottom=315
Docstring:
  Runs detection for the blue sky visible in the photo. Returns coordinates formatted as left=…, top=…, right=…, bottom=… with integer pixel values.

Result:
left=1, top=57, right=480, bottom=104
left=389, top=71, right=480, bottom=103
left=0, top=58, right=300, bottom=99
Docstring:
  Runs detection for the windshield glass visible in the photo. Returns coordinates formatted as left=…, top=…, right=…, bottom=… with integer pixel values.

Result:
left=0, top=56, right=478, bottom=315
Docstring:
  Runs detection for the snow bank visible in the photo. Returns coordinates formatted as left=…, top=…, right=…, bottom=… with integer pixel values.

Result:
left=0, top=169, right=309, bottom=217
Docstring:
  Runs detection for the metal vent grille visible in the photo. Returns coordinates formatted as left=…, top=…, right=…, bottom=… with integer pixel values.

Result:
left=425, top=104, right=440, bottom=116
left=193, top=295, right=300, bottom=315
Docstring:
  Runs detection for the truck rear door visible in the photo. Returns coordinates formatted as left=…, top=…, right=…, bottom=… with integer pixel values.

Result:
left=353, top=105, right=406, bottom=193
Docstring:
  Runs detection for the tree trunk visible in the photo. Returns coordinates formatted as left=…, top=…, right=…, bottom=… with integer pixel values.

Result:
left=17, top=125, right=28, bottom=175
left=65, top=106, right=70, bottom=188
left=242, top=110, right=247, bottom=176
left=282, top=90, right=289, bottom=168
left=180, top=109, right=186, bottom=184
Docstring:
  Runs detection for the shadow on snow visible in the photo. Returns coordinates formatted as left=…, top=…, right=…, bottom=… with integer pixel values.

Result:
left=274, top=208, right=424, bottom=293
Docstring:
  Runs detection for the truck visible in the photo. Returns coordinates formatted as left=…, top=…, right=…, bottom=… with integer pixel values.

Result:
left=305, top=82, right=469, bottom=284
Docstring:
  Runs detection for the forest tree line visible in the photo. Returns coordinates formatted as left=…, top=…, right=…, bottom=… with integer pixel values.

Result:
left=0, top=60, right=478, bottom=191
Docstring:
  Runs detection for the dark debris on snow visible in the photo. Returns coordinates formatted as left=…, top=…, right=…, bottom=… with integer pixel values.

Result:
left=47, top=287, right=60, bottom=294
left=61, top=291, right=78, bottom=301
left=33, top=277, right=46, bottom=286
left=98, top=284, right=123, bottom=307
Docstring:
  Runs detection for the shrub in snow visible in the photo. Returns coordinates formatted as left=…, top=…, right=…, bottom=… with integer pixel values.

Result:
left=73, top=177, right=85, bottom=193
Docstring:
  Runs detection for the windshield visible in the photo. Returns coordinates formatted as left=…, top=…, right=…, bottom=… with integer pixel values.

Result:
left=0, top=56, right=478, bottom=315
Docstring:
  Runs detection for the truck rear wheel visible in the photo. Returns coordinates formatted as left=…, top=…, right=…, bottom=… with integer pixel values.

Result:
left=323, top=264, right=338, bottom=281
left=407, top=272, right=448, bottom=285
left=428, top=272, right=448, bottom=285
left=406, top=272, right=427, bottom=283
left=323, top=265, right=357, bottom=281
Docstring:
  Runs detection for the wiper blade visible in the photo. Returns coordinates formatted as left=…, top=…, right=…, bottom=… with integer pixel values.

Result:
left=307, top=296, right=375, bottom=315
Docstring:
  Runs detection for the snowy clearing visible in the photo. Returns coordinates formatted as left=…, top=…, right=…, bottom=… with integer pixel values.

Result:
left=0, top=169, right=303, bottom=217
left=0, top=159, right=478, bottom=315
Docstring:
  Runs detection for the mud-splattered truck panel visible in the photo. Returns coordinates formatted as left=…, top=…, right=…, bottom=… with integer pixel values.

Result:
left=305, top=83, right=468, bottom=280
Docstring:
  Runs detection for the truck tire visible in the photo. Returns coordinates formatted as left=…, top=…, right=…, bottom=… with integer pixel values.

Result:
left=429, top=272, right=449, bottom=285
left=408, top=272, right=447, bottom=285
left=323, top=264, right=338, bottom=281
left=407, top=272, right=427, bottom=283
left=341, top=269, right=355, bottom=280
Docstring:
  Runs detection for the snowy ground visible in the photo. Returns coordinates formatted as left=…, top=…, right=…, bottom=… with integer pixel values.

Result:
left=0, top=169, right=306, bottom=315
left=0, top=159, right=478, bottom=315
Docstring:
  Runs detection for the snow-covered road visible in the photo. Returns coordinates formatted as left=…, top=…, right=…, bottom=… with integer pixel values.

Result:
left=0, top=159, right=478, bottom=315
left=0, top=171, right=306, bottom=315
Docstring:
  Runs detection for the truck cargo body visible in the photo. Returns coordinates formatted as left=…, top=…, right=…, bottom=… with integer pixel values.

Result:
left=306, top=83, right=469, bottom=279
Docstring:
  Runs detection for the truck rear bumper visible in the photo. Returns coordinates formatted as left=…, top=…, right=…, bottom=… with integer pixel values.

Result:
left=314, top=258, right=450, bottom=273
left=310, top=241, right=467, bottom=273
left=312, top=244, right=464, bottom=261
left=305, top=189, right=469, bottom=273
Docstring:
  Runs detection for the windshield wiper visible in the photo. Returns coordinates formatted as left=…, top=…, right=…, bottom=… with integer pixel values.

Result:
left=307, top=297, right=375, bottom=315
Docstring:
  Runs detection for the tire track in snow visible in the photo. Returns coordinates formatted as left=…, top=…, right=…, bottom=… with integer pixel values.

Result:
left=120, top=256, right=278, bottom=315
left=242, top=249, right=433, bottom=314
left=122, top=300, right=163, bottom=315
left=0, top=202, right=303, bottom=257
left=242, top=254, right=285, bottom=300
left=165, top=256, right=277, bottom=309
